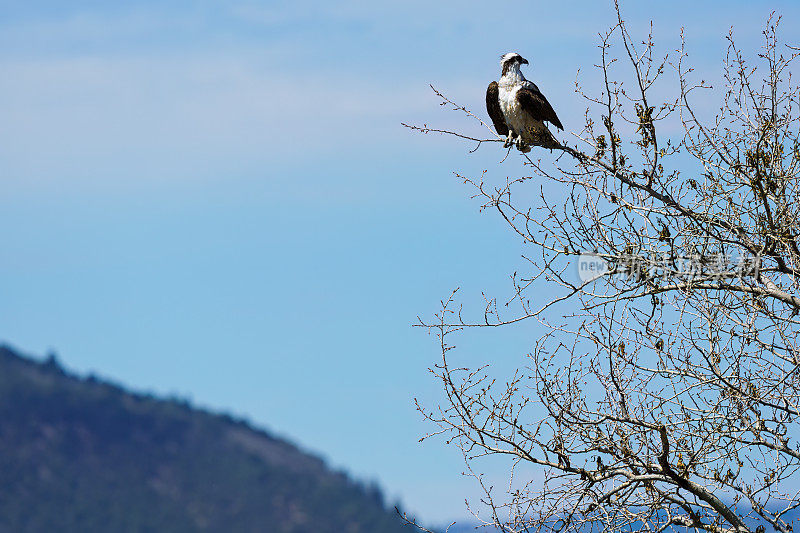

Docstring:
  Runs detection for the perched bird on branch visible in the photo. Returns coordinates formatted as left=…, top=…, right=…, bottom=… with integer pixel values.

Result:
left=486, top=52, right=563, bottom=153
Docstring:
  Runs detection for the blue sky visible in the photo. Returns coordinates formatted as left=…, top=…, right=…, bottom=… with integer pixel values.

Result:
left=2, top=0, right=799, bottom=525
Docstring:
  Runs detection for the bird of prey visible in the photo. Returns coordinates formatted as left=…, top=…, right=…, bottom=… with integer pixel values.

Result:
left=486, top=52, right=563, bottom=153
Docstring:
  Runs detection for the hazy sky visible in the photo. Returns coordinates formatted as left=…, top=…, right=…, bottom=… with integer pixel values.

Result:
left=2, top=0, right=799, bottom=525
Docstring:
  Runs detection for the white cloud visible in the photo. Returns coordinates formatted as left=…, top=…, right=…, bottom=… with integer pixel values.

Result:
left=0, top=51, right=463, bottom=188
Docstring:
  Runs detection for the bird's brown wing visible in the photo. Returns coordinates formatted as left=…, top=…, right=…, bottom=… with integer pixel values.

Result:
left=486, top=81, right=509, bottom=136
left=516, top=87, right=563, bottom=130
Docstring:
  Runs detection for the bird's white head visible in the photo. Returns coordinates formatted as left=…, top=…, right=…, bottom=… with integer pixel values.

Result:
left=500, top=52, right=529, bottom=76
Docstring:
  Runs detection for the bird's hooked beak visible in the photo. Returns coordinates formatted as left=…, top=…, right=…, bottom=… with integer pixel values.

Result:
left=520, top=57, right=529, bottom=65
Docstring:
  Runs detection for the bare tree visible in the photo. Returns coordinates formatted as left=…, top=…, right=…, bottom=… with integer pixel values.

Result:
left=406, top=3, right=800, bottom=532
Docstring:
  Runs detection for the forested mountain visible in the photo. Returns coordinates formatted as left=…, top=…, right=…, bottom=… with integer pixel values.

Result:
left=0, top=345, right=419, bottom=532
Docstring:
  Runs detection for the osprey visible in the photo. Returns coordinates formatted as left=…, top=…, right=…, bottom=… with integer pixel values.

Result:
left=486, top=52, right=563, bottom=152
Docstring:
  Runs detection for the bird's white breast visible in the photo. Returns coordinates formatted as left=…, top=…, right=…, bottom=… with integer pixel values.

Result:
left=498, top=80, right=544, bottom=141
left=498, top=84, right=527, bottom=134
